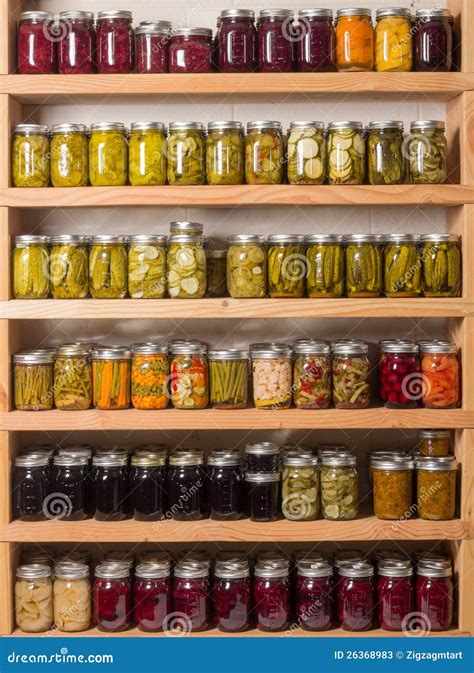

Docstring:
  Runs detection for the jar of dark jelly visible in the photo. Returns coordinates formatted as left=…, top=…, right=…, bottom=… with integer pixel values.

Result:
left=135, top=21, right=171, bottom=73
left=216, top=9, right=256, bottom=73
left=296, top=561, right=334, bottom=631
left=130, top=452, right=166, bottom=521
left=257, top=9, right=294, bottom=72
left=213, top=560, right=251, bottom=632
left=337, top=562, right=375, bottom=631
left=91, top=454, right=131, bottom=522
left=96, top=10, right=134, bottom=74
left=416, top=560, right=453, bottom=631
left=58, top=11, right=95, bottom=74
left=13, top=454, right=50, bottom=522
left=295, top=9, right=336, bottom=72
left=245, top=442, right=280, bottom=472
left=246, top=472, right=280, bottom=522
left=253, top=562, right=291, bottom=632
left=173, top=560, right=210, bottom=632
left=208, top=450, right=244, bottom=520
left=169, top=28, right=213, bottom=73
left=377, top=560, right=414, bottom=631
left=17, top=11, right=56, bottom=74
left=51, top=453, right=89, bottom=521
left=134, top=562, right=172, bottom=632
left=414, top=9, right=453, bottom=72
left=167, top=450, right=206, bottom=521
left=93, top=563, right=132, bottom=633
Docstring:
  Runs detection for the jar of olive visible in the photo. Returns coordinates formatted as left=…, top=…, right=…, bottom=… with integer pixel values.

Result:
left=206, top=249, right=227, bottom=298
left=267, top=234, right=306, bottom=298
left=305, top=234, right=344, bottom=298
left=54, top=344, right=92, bottom=411
left=282, top=452, right=319, bottom=521
left=245, top=121, right=284, bottom=184
left=89, top=235, right=128, bottom=299
left=421, top=235, right=461, bottom=298
left=13, top=235, right=50, bottom=299
left=418, top=430, right=452, bottom=457
left=327, top=121, right=365, bottom=185
left=50, top=124, right=89, bottom=187
left=287, top=121, right=325, bottom=185
left=167, top=234, right=206, bottom=298
left=14, top=350, right=54, bottom=411
left=372, top=456, right=414, bottom=520
left=227, top=234, right=267, bottom=298
left=167, top=122, right=206, bottom=185
left=128, top=234, right=167, bottom=299
left=345, top=235, right=382, bottom=297
left=89, top=122, right=128, bottom=187
left=206, top=121, right=244, bottom=185
left=49, top=235, right=89, bottom=299
left=320, top=453, right=358, bottom=521
left=416, top=456, right=457, bottom=520
left=407, top=121, right=447, bottom=184
left=128, top=122, right=167, bottom=186
left=384, top=234, right=421, bottom=297
left=367, top=121, right=405, bottom=185
left=12, top=124, right=50, bottom=188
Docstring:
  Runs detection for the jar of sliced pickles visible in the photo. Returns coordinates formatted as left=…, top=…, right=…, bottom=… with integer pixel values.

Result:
left=320, top=453, right=358, bottom=521
left=250, top=342, right=293, bottom=410
left=407, top=121, right=447, bottom=184
left=245, top=121, right=284, bottom=185
left=128, top=234, right=167, bottom=299
left=332, top=340, right=370, bottom=409
left=206, top=121, right=244, bottom=185
left=54, top=344, right=92, bottom=411
left=418, top=430, right=452, bottom=457
left=335, top=8, right=374, bottom=72
left=375, top=8, right=412, bottom=72
left=12, top=124, right=50, bottom=188
left=167, top=234, right=206, bottom=298
left=327, top=122, right=365, bottom=185
left=131, top=343, right=169, bottom=410
left=420, top=341, right=459, bottom=409
left=128, top=122, right=167, bottom=186
left=372, top=456, right=414, bottom=520
left=91, top=347, right=132, bottom=410
left=170, top=341, right=208, bottom=409
left=49, top=235, right=89, bottom=299
left=421, top=235, right=461, bottom=298
left=54, top=562, right=91, bottom=632
left=14, top=350, right=54, bottom=411
left=267, top=234, right=306, bottom=298
left=287, top=121, right=325, bottom=185
left=384, top=234, right=421, bottom=297
left=206, top=249, right=227, bottom=298
left=209, top=349, right=248, bottom=409
left=167, top=122, right=206, bottom=185
left=89, top=235, right=128, bottom=299
left=89, top=122, right=128, bottom=187
left=305, top=235, right=344, bottom=298
left=50, top=124, right=89, bottom=188
left=13, top=235, right=50, bottom=299
left=367, top=121, right=405, bottom=185
left=293, top=339, right=331, bottom=410
left=282, top=452, right=319, bottom=521
left=16, top=564, right=53, bottom=633
left=345, top=235, right=382, bottom=297
left=416, top=456, right=457, bottom=520
left=227, top=234, right=267, bottom=298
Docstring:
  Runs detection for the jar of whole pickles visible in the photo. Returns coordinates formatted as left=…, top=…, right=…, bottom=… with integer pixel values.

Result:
left=167, top=234, right=206, bottom=298
left=327, top=122, right=365, bottom=185
left=13, top=235, right=50, bottom=299
left=89, top=122, right=128, bottom=187
left=320, top=453, right=358, bottom=521
left=91, top=347, right=132, bottom=410
left=367, top=121, right=405, bottom=185
left=250, top=342, right=293, bottom=410
left=49, top=235, right=89, bottom=299
left=131, top=343, right=169, bottom=410
left=206, top=250, right=227, bottom=298
left=128, top=122, right=167, bottom=186
left=128, top=235, right=167, bottom=299
left=209, top=349, right=248, bottom=409
left=293, top=339, right=331, bottom=410
left=12, top=124, right=50, bottom=188
left=206, top=121, right=244, bottom=185
left=14, top=350, right=54, bottom=411
left=227, top=234, right=267, bottom=298
left=335, top=8, right=374, bottom=72
left=332, top=340, right=370, bottom=409
left=169, top=340, right=209, bottom=409
left=287, top=121, right=326, bottom=185
left=384, top=234, right=421, bottom=297
left=89, top=235, right=128, bottom=299
left=245, top=121, right=284, bottom=185
left=345, top=235, right=382, bottom=297
left=420, top=341, right=459, bottom=409
left=305, top=235, right=344, bottom=298
left=372, top=456, right=414, bottom=520
left=418, top=430, right=452, bottom=457
left=282, top=452, right=319, bottom=521
left=267, top=234, right=306, bottom=298
left=54, top=344, right=92, bottom=411
left=416, top=456, right=457, bottom=520
left=375, top=8, right=412, bottom=72
left=167, top=122, right=206, bottom=185
left=407, top=121, right=447, bottom=184
left=50, top=124, right=89, bottom=188
left=421, top=235, right=461, bottom=298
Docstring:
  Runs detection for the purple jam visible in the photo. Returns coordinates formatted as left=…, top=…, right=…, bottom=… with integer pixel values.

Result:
left=257, top=11, right=294, bottom=73
left=134, top=575, right=172, bottom=632
left=217, top=10, right=256, bottom=73
left=17, top=12, right=56, bottom=74
left=253, top=574, right=290, bottom=632
left=213, top=575, right=250, bottom=632
left=295, top=10, right=336, bottom=72
left=296, top=572, right=334, bottom=631
left=58, top=11, right=95, bottom=74
left=416, top=573, right=453, bottom=631
left=96, top=11, right=134, bottom=74
left=169, top=29, right=213, bottom=73
left=414, top=11, right=453, bottom=72
left=377, top=574, right=414, bottom=631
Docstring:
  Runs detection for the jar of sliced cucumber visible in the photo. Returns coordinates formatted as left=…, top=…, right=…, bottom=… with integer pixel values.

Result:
left=287, top=121, right=325, bottom=185
left=327, top=121, right=365, bottom=185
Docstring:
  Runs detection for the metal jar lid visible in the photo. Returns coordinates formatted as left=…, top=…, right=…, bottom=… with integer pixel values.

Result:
left=283, top=451, right=317, bottom=467
left=378, top=560, right=413, bottom=577
left=55, top=561, right=89, bottom=580
left=410, top=120, right=445, bottom=131
left=371, top=457, right=414, bottom=471
left=59, top=447, right=93, bottom=460
left=13, top=350, right=55, bottom=365
left=385, top=234, right=420, bottom=244
left=50, top=123, right=88, bottom=135
left=345, top=234, right=379, bottom=244
left=170, top=221, right=204, bottom=235
left=298, top=9, right=332, bottom=19
left=54, top=343, right=91, bottom=358
left=281, top=443, right=312, bottom=455
left=317, top=444, right=348, bottom=457
left=169, top=340, right=207, bottom=355
left=92, top=454, right=128, bottom=468
left=208, top=349, right=248, bottom=361
left=297, top=560, right=333, bottom=578
left=168, top=234, right=204, bottom=245
left=90, top=235, right=127, bottom=244
left=416, top=9, right=453, bottom=20
left=420, top=234, right=459, bottom=244
left=208, top=121, right=243, bottom=131
left=379, top=340, right=418, bottom=354
left=90, top=122, right=126, bottom=133
left=91, top=347, right=132, bottom=360
left=14, top=123, right=49, bottom=136
left=247, top=121, right=282, bottom=132
left=98, top=11, right=132, bottom=20
left=131, top=342, right=168, bottom=355
left=321, top=453, right=357, bottom=468
left=258, top=9, right=293, bottom=20
left=135, top=562, right=170, bottom=579
left=294, top=339, right=330, bottom=356
left=59, top=11, right=94, bottom=21
left=171, top=27, right=213, bottom=38
left=328, top=121, right=364, bottom=131
left=336, top=8, right=372, bottom=19
left=417, top=562, right=452, bottom=578
left=339, top=561, right=374, bottom=578
left=15, top=454, right=49, bottom=468
left=128, top=235, right=167, bottom=246
left=305, top=234, right=344, bottom=244
left=174, top=560, right=209, bottom=579
left=169, top=122, right=205, bottom=131
left=376, top=8, right=411, bottom=19
left=331, top=340, right=368, bottom=356
left=289, top=120, right=325, bottom=131
left=368, top=120, right=404, bottom=130
left=267, top=234, right=305, bottom=245
left=20, top=11, right=54, bottom=21
left=135, top=21, right=171, bottom=35
left=369, top=450, right=408, bottom=463
left=215, top=561, right=250, bottom=579
left=208, top=450, right=241, bottom=467
left=50, top=234, right=89, bottom=246
left=250, top=342, right=293, bottom=359
left=131, top=453, right=166, bottom=467
left=415, top=456, right=457, bottom=471
left=94, top=562, right=130, bottom=580
left=419, top=340, right=457, bottom=354
left=254, top=562, right=289, bottom=579
left=53, top=454, right=89, bottom=467
left=169, top=450, right=204, bottom=466
left=130, top=122, right=167, bottom=132
left=14, top=235, right=50, bottom=246
left=219, top=9, right=255, bottom=20
left=245, top=472, right=280, bottom=483
left=419, top=429, right=451, bottom=440
left=16, top=564, right=52, bottom=580
left=228, top=234, right=266, bottom=244
left=245, top=442, right=279, bottom=456
left=207, top=249, right=227, bottom=259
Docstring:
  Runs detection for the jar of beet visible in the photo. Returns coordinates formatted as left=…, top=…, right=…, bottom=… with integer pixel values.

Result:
left=130, top=452, right=166, bottom=521
left=245, top=472, right=280, bottom=522
left=296, top=561, right=334, bottom=631
left=216, top=9, right=256, bottom=73
left=213, top=559, right=250, bottom=632
left=379, top=341, right=421, bottom=409
left=173, top=560, right=210, bottom=632
left=93, top=563, right=132, bottom=632
left=91, top=453, right=131, bottom=521
left=337, top=562, right=374, bottom=631
left=17, top=11, right=56, bottom=74
left=245, top=442, right=280, bottom=472
left=58, top=11, right=95, bottom=74
left=295, top=9, right=336, bottom=72
left=377, top=560, right=414, bottom=631
left=208, top=449, right=244, bottom=520
left=257, top=9, right=294, bottom=73
left=169, top=28, right=213, bottom=73
left=416, top=560, right=453, bottom=631
left=96, top=10, right=134, bottom=74
left=135, top=21, right=171, bottom=73
left=414, top=9, right=453, bottom=72
left=134, top=562, right=172, bottom=632
left=167, top=450, right=206, bottom=520
left=253, top=561, right=290, bottom=632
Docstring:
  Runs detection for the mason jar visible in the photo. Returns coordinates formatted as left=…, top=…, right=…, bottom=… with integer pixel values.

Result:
left=54, top=562, right=91, bottom=632
left=250, top=342, right=293, bottom=409
left=227, top=234, right=267, bottom=298
left=13, top=235, right=50, bottom=299
left=407, top=121, right=447, bottom=184
left=245, top=121, right=284, bottom=184
left=206, top=121, right=244, bottom=185
left=89, top=122, right=128, bottom=186
left=16, top=564, right=53, bottom=633
left=167, top=122, right=206, bottom=185
left=287, top=121, right=326, bottom=185
left=12, top=124, right=50, bottom=188
left=327, top=121, right=365, bottom=185
left=267, top=234, right=306, bottom=298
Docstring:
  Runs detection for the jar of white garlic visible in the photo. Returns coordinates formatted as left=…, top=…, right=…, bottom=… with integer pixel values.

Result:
left=53, top=561, right=91, bottom=632
left=15, top=563, right=53, bottom=632
left=250, top=342, right=293, bottom=409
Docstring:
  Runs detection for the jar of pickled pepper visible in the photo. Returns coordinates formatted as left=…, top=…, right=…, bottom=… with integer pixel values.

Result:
left=89, top=235, right=128, bottom=299
left=257, top=9, right=294, bottom=73
left=135, top=21, right=171, bottom=73
left=420, top=340, right=459, bottom=409
left=14, top=350, right=54, bottom=411
left=372, top=456, right=414, bottom=520
left=89, top=123, right=128, bottom=187
left=267, top=234, right=306, bottom=298
left=421, top=235, right=461, bottom=298
left=13, top=235, right=50, bottom=299
left=305, top=235, right=344, bottom=298
left=367, top=121, right=405, bottom=186
left=332, top=340, right=370, bottom=409
left=206, top=250, right=227, bottom=298
left=128, top=122, right=167, bottom=186
left=245, top=121, right=284, bottom=185
left=335, top=8, right=374, bottom=72
left=12, top=124, right=50, bottom=188
left=169, top=340, right=209, bottom=410
left=50, top=124, right=89, bottom=188
left=407, top=121, right=447, bottom=185
left=327, top=122, right=365, bottom=185
left=384, top=234, right=421, bottom=297
left=416, top=456, right=457, bottom=520
left=293, top=339, right=331, bottom=410
left=379, top=341, right=421, bottom=409
left=58, top=11, right=96, bottom=74
left=167, top=122, right=206, bottom=186
left=206, top=121, right=244, bottom=185
left=17, top=11, right=56, bottom=74
left=375, top=8, right=412, bottom=72
left=345, top=235, right=382, bottom=298
left=287, top=121, right=326, bottom=185
left=54, top=344, right=92, bottom=411
left=128, top=234, right=167, bottom=299
left=91, top=347, right=132, bottom=410
left=418, top=430, right=452, bottom=457
left=131, top=343, right=169, bottom=410
left=96, top=10, right=134, bottom=74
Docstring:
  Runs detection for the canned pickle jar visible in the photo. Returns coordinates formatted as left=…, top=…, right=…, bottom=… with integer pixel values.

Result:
left=167, top=234, right=206, bottom=298
left=227, top=234, right=267, bottom=298
left=167, top=122, right=206, bottom=185
left=58, top=11, right=96, bottom=74
left=91, top=347, right=132, bottom=410
left=335, top=8, right=374, bottom=72
left=320, top=453, right=358, bottom=521
left=169, top=341, right=208, bottom=409
left=17, top=11, right=56, bottom=74
left=267, top=234, right=306, bottom=298
left=295, top=9, right=336, bottom=72
left=245, top=121, right=284, bottom=185
left=14, top=350, right=54, bottom=411
left=416, top=456, right=457, bottom=520
left=420, top=340, right=459, bottom=409
left=216, top=9, right=256, bottom=73
left=131, top=343, right=169, bottom=410
left=135, top=21, right=171, bottom=73
left=13, top=235, right=50, bottom=299
left=206, top=249, right=227, bottom=298
left=89, top=235, right=128, bottom=299
left=345, top=235, right=382, bottom=297
left=332, top=340, right=370, bottom=409
left=293, top=339, right=331, bottom=409
left=327, top=122, right=365, bottom=185
left=12, top=124, right=50, bottom=188
left=305, top=235, right=344, bottom=298
left=287, top=121, right=326, bottom=185
left=421, top=235, right=461, bottom=298
left=209, top=349, right=248, bottom=409
left=375, top=8, right=412, bottom=72
left=128, top=234, right=167, bottom=299
left=407, top=121, right=447, bottom=185
left=257, top=9, right=294, bottom=73
left=89, top=123, right=128, bottom=187
left=250, top=342, right=293, bottom=409
left=367, top=121, right=405, bottom=186
left=372, top=456, right=414, bottom=520
left=206, top=121, right=244, bottom=185
left=128, top=122, right=167, bottom=186
left=282, top=452, right=319, bottom=521
left=96, top=10, right=134, bottom=74
left=50, top=124, right=89, bottom=188
left=54, top=344, right=92, bottom=411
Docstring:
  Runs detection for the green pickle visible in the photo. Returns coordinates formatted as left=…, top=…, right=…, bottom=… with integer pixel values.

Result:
left=14, top=351, right=54, bottom=411
left=320, top=454, right=358, bottom=521
left=128, top=122, right=167, bottom=186
left=245, top=121, right=284, bottom=184
left=128, top=235, right=167, bottom=299
left=345, top=235, right=382, bottom=297
left=206, top=250, right=227, bottom=298
left=206, top=122, right=244, bottom=185
left=227, top=235, right=267, bottom=298
left=13, top=235, right=50, bottom=299
left=384, top=234, right=421, bottom=297
left=327, top=121, right=365, bottom=185
left=167, top=122, right=206, bottom=186
left=421, top=235, right=461, bottom=297
left=267, top=234, right=306, bottom=298
left=407, top=121, right=447, bottom=184
left=49, top=235, right=89, bottom=299
left=167, top=234, right=206, bottom=298
left=367, top=121, right=405, bottom=185
left=287, top=121, right=325, bottom=185
left=12, top=124, right=50, bottom=188
left=89, top=236, right=128, bottom=299
left=282, top=453, right=319, bottom=521
left=305, top=234, right=344, bottom=298
left=89, top=123, right=128, bottom=187
left=53, top=344, right=92, bottom=411
left=50, top=124, right=89, bottom=188
left=209, top=349, right=248, bottom=409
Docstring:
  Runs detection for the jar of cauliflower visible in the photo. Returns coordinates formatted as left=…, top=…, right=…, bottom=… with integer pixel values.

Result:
left=250, top=342, right=293, bottom=409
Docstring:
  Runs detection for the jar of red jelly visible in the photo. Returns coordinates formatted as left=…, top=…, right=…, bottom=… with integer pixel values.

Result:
left=172, top=560, right=210, bottom=633
left=377, top=560, right=414, bottom=631
left=295, top=9, right=336, bottom=72
left=58, top=11, right=95, bottom=74
left=257, top=9, right=294, bottom=73
left=213, top=559, right=250, bottom=632
left=253, top=561, right=291, bottom=632
left=216, top=9, right=256, bottom=73
left=296, top=561, right=334, bottom=631
left=169, top=28, right=213, bottom=73
left=416, top=560, right=453, bottom=631
left=134, top=562, right=172, bottom=632
left=96, top=10, right=134, bottom=74
left=337, top=562, right=374, bottom=632
left=135, top=21, right=171, bottom=73
left=17, top=11, right=56, bottom=74
left=379, top=341, right=421, bottom=409
left=414, top=9, right=453, bottom=72
left=93, top=563, right=132, bottom=632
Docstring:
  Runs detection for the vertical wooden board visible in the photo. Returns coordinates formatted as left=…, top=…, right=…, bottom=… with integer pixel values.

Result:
left=0, top=320, right=20, bottom=412
left=454, top=430, right=473, bottom=523
left=453, top=540, right=474, bottom=634
left=0, top=207, right=19, bottom=301
left=0, top=95, right=22, bottom=188
left=448, top=206, right=472, bottom=299
left=447, top=92, right=474, bottom=185
left=447, top=0, right=474, bottom=72
left=0, top=432, right=19, bottom=525
left=0, top=542, right=17, bottom=635
left=0, top=0, right=20, bottom=74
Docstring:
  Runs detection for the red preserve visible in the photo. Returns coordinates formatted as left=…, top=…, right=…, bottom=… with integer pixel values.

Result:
left=169, top=28, right=213, bottom=73
left=172, top=560, right=210, bottom=632
left=134, top=562, right=172, bottom=632
left=257, top=9, right=294, bottom=72
left=337, top=562, right=374, bottom=631
left=416, top=560, right=453, bottom=631
left=253, top=562, right=291, bottom=632
left=296, top=561, right=334, bottom=631
left=216, top=9, right=256, bottom=73
left=377, top=560, right=414, bottom=631
left=213, top=559, right=250, bottom=632
left=96, top=10, right=134, bottom=74
left=135, top=21, right=171, bottom=73
left=379, top=340, right=421, bottom=409
left=296, top=8, right=336, bottom=72
left=93, top=563, right=132, bottom=632
left=17, top=11, right=56, bottom=74
left=58, top=11, right=95, bottom=74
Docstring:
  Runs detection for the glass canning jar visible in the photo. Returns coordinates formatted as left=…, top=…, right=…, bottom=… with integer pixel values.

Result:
left=14, top=350, right=54, bottom=411
left=91, top=453, right=131, bottom=521
left=96, top=10, right=134, bottom=74
left=379, top=340, right=421, bottom=408
left=337, top=562, right=374, bottom=631
left=169, top=221, right=204, bottom=237
left=89, top=235, right=128, bottom=299
left=253, top=562, right=290, bottom=632
left=50, top=124, right=89, bottom=188
left=296, top=561, right=334, bottom=631
left=49, top=235, right=89, bottom=299
left=420, top=340, right=459, bottom=409
left=89, top=122, right=128, bottom=187
left=12, top=124, right=50, bottom=188
left=384, top=234, right=422, bottom=297
left=367, top=121, right=405, bottom=186
left=421, top=234, right=461, bottom=298
left=245, top=121, right=284, bottom=184
left=54, top=343, right=92, bottom=411
left=293, top=339, right=331, bottom=410
left=245, top=442, right=280, bottom=473
left=169, top=341, right=208, bottom=409
left=208, top=449, right=244, bottom=520
left=167, top=450, right=206, bottom=520
left=418, top=429, right=452, bottom=457
left=213, top=560, right=250, bottom=632
left=167, top=122, right=206, bottom=185
left=305, top=234, right=345, bottom=298
left=216, top=9, right=256, bottom=73
left=407, top=121, right=447, bottom=184
left=128, top=235, right=167, bottom=299
left=245, top=472, right=280, bottom=522
left=131, top=342, right=169, bottom=410
left=54, top=562, right=91, bottom=632
left=135, top=21, right=171, bottom=73
left=128, top=122, right=167, bottom=186
left=51, top=454, right=89, bottom=521
left=332, top=340, right=371, bottom=409
left=169, top=28, right=213, bottom=73
left=372, top=456, right=414, bottom=520
left=377, top=560, right=414, bottom=631
left=134, top=562, right=172, bottom=632
left=206, top=121, right=244, bottom=185
left=16, top=564, right=53, bottom=633
left=414, top=9, right=453, bottom=72
left=13, top=454, right=50, bottom=521
left=91, top=347, right=132, bottom=410
left=335, top=8, right=374, bottom=72
left=257, top=9, right=294, bottom=73
left=375, top=8, right=412, bottom=72
left=58, top=11, right=95, bottom=74
left=327, top=121, right=365, bottom=185
left=320, top=453, right=358, bottom=521
left=345, top=235, right=382, bottom=297
left=282, top=452, right=319, bottom=521
left=416, top=456, right=457, bottom=521
left=209, top=349, right=248, bottom=409
left=17, top=11, right=56, bottom=74
left=227, top=234, right=267, bottom=298
left=287, top=121, right=326, bottom=185
left=173, top=561, right=210, bottom=632
left=251, top=342, right=293, bottom=409
left=267, top=234, right=306, bottom=298
left=296, top=9, right=336, bottom=72
left=206, top=249, right=227, bottom=297
left=130, top=452, right=166, bottom=521
left=13, top=235, right=50, bottom=299
left=416, top=561, right=453, bottom=631
left=93, top=563, right=132, bottom=632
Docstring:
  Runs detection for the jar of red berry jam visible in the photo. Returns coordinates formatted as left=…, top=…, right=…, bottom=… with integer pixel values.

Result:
left=93, top=563, right=132, bottom=632
left=216, top=9, right=256, bottom=73
left=213, top=559, right=250, bottom=632
left=17, top=11, right=56, bottom=74
left=296, top=560, right=334, bottom=631
left=96, top=10, right=134, bottom=74
left=379, top=341, right=421, bottom=409
left=135, top=21, right=171, bottom=73
left=337, top=562, right=374, bottom=632
left=295, top=9, right=336, bottom=72
left=58, top=11, right=95, bottom=74
left=173, top=560, right=210, bottom=633
left=377, top=560, right=414, bottom=631
left=416, top=560, right=453, bottom=631
left=414, top=9, right=453, bottom=72
left=253, top=561, right=291, bottom=632
left=169, top=28, right=213, bottom=73
left=257, top=9, right=294, bottom=73
left=134, top=562, right=172, bottom=632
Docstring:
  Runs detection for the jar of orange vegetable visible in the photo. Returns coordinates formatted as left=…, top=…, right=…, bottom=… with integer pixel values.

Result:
left=169, top=340, right=209, bottom=410
left=92, top=347, right=132, bottom=410
left=335, top=8, right=374, bottom=72
left=131, top=343, right=169, bottom=410
left=420, top=341, right=459, bottom=410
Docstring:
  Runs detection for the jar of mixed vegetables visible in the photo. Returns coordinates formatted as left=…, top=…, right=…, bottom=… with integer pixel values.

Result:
left=320, top=453, right=358, bottom=521
left=167, top=122, right=206, bottom=185
left=267, top=234, right=306, bottom=298
left=332, top=340, right=370, bottom=410
left=293, top=339, right=331, bottom=410
left=91, top=347, right=132, bottom=410
left=50, top=124, right=89, bottom=188
left=89, top=122, right=128, bottom=187
left=131, top=343, right=169, bottom=410
left=13, top=235, right=50, bottom=299
left=282, top=452, right=319, bottom=521
left=375, top=8, right=412, bottom=72
left=305, top=234, right=344, bottom=298
left=14, top=350, right=54, bottom=411
left=407, top=121, right=447, bottom=184
left=245, top=121, right=284, bottom=185
left=209, top=349, right=248, bottom=409
left=128, top=122, right=167, bottom=186
left=379, top=341, right=421, bottom=409
left=206, top=121, right=244, bottom=185
left=227, top=234, right=267, bottom=298
left=89, top=235, right=128, bottom=299
left=287, top=121, right=325, bottom=185
left=372, top=456, right=414, bottom=520
left=420, top=235, right=461, bottom=298
left=416, top=456, right=457, bottom=520
left=335, top=8, right=374, bottom=72
left=12, top=124, right=50, bottom=188
left=169, top=340, right=209, bottom=410
left=418, top=430, right=452, bottom=457
left=128, top=234, right=167, bottom=299
left=54, top=344, right=92, bottom=411
left=384, top=234, right=421, bottom=297
left=250, top=342, right=293, bottom=410
left=167, top=234, right=206, bottom=298
left=49, top=235, right=89, bottom=299
left=367, top=121, right=405, bottom=185
left=206, top=250, right=227, bottom=298
left=327, top=122, right=365, bottom=185
left=420, top=340, right=459, bottom=409
left=345, top=235, right=382, bottom=297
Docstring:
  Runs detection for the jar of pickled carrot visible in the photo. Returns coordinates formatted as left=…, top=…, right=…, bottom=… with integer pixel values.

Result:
left=131, top=343, right=169, bottom=410
left=335, top=8, right=374, bottom=72
left=91, top=347, right=132, bottom=410
left=420, top=341, right=459, bottom=410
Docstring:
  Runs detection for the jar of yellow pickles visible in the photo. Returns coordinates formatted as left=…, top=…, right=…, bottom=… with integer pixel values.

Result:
left=206, top=121, right=244, bottom=185
left=89, top=122, right=128, bottom=187
left=12, top=124, right=50, bottom=188
left=128, top=122, right=167, bottom=186
left=335, top=8, right=374, bottom=72
left=13, top=235, right=50, bottom=299
left=167, top=122, right=206, bottom=185
left=245, top=121, right=284, bottom=185
left=375, top=8, right=412, bottom=72
left=50, top=124, right=89, bottom=187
